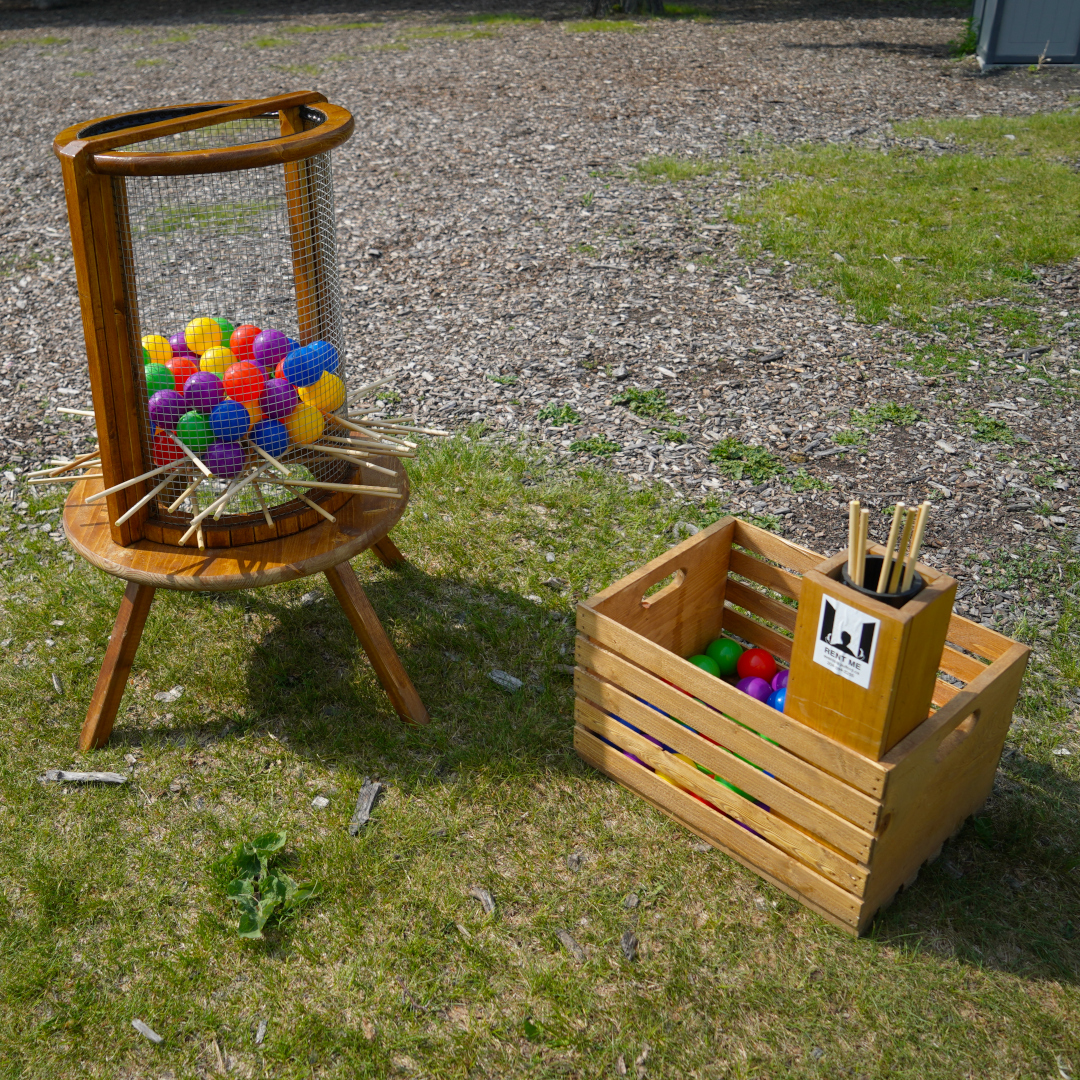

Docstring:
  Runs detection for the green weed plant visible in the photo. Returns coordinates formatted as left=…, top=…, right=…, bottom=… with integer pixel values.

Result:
left=708, top=438, right=784, bottom=483
left=219, top=832, right=318, bottom=939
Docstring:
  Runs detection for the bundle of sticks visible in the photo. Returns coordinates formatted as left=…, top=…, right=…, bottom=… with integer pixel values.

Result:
left=21, top=377, right=449, bottom=549
left=847, top=498, right=931, bottom=595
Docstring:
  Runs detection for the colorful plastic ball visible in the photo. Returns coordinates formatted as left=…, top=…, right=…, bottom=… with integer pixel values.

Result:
left=285, top=401, right=325, bottom=444
left=243, top=400, right=264, bottom=428
left=767, top=687, right=787, bottom=713
left=209, top=399, right=251, bottom=442
left=736, top=648, right=777, bottom=684
left=259, top=378, right=299, bottom=422
left=152, top=429, right=185, bottom=467
left=252, top=328, right=291, bottom=372
left=705, top=637, right=743, bottom=678
left=142, top=346, right=150, bottom=364
left=771, top=669, right=789, bottom=693
left=736, top=676, right=773, bottom=702
left=204, top=440, right=246, bottom=479
left=299, top=371, right=345, bottom=413
left=223, top=360, right=264, bottom=404
left=165, top=355, right=199, bottom=392
left=282, top=344, right=324, bottom=388
left=688, top=654, right=721, bottom=678
left=177, top=410, right=214, bottom=456
left=214, top=317, right=234, bottom=347
left=200, top=345, right=235, bottom=377
left=229, top=324, right=261, bottom=365
left=286, top=337, right=300, bottom=353
left=251, top=418, right=289, bottom=458
left=145, top=362, right=175, bottom=396
left=185, top=316, right=223, bottom=356
left=308, top=339, right=339, bottom=375
left=148, top=389, right=186, bottom=432
left=183, top=370, right=225, bottom=415
left=142, top=334, right=172, bottom=363
left=168, top=331, right=197, bottom=359
left=274, top=359, right=286, bottom=381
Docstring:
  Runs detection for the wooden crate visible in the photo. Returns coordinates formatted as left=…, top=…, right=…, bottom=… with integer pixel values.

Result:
left=574, top=517, right=1030, bottom=935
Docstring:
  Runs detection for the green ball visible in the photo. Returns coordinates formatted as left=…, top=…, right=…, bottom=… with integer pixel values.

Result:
left=177, top=410, right=213, bottom=456
left=144, top=362, right=174, bottom=396
left=705, top=636, right=743, bottom=677
left=142, top=346, right=151, bottom=364
left=214, top=317, right=234, bottom=346
left=688, top=654, right=721, bottom=678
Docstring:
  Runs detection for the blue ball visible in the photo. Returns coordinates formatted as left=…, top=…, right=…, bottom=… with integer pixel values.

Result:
left=251, top=418, right=290, bottom=458
left=309, top=339, right=339, bottom=374
left=209, top=399, right=251, bottom=442
left=282, top=345, right=324, bottom=388
left=767, top=688, right=787, bottom=713
left=286, top=337, right=300, bottom=353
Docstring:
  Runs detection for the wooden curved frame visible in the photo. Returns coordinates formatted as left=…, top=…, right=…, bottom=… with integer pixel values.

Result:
left=53, top=91, right=354, bottom=176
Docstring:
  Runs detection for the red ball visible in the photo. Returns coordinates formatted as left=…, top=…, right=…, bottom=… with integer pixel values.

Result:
left=223, top=360, right=265, bottom=404
left=152, top=429, right=186, bottom=467
left=274, top=359, right=286, bottom=381
left=736, top=648, right=777, bottom=683
left=165, top=355, right=199, bottom=393
left=230, top=323, right=261, bottom=365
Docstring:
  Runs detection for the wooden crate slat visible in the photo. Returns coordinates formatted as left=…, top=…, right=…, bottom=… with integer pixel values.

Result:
left=577, top=697, right=871, bottom=893
left=575, top=725, right=864, bottom=930
left=946, top=613, right=1013, bottom=662
left=725, top=577, right=798, bottom=634
left=722, top=606, right=794, bottom=663
left=728, top=547, right=802, bottom=601
left=940, top=644, right=989, bottom=684
left=732, top=520, right=822, bottom=573
left=932, top=678, right=961, bottom=708
left=575, top=639, right=884, bottom=833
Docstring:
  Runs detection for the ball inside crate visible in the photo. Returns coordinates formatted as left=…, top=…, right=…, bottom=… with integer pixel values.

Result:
left=574, top=517, right=1030, bottom=935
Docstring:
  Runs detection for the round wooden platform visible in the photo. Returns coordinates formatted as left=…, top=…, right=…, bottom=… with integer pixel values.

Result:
left=63, top=457, right=409, bottom=592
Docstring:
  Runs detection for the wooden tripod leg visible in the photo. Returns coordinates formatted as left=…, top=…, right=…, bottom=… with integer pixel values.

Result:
left=325, top=561, right=429, bottom=726
left=80, top=581, right=156, bottom=751
left=371, top=534, right=406, bottom=568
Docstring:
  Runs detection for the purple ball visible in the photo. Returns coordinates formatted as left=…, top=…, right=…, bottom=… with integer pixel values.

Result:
left=252, top=328, right=291, bottom=372
left=148, top=389, right=186, bottom=432
left=183, top=370, right=225, bottom=415
left=204, top=441, right=246, bottom=479
left=771, top=669, right=789, bottom=692
left=259, top=377, right=299, bottom=421
left=737, top=676, right=772, bottom=703
left=168, top=332, right=197, bottom=359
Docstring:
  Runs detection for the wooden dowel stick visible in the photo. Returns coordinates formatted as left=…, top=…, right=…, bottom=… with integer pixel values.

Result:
left=347, top=375, right=395, bottom=399
left=296, top=491, right=336, bottom=522
left=316, top=434, right=416, bottom=458
left=196, top=522, right=205, bottom=550
left=57, top=407, right=95, bottom=417
left=901, top=502, right=931, bottom=591
left=888, top=508, right=917, bottom=593
left=114, top=473, right=175, bottom=527
left=168, top=433, right=212, bottom=478
left=167, top=477, right=204, bottom=513
left=260, top=477, right=403, bottom=498
left=27, top=473, right=103, bottom=485
left=311, top=446, right=398, bottom=476
left=847, top=500, right=859, bottom=577
left=178, top=465, right=271, bottom=544
left=253, top=482, right=274, bottom=528
left=857, top=509, right=869, bottom=588
left=86, top=459, right=185, bottom=504
left=26, top=449, right=101, bottom=477
left=352, top=419, right=448, bottom=437
left=876, top=503, right=906, bottom=593
left=244, top=439, right=291, bottom=477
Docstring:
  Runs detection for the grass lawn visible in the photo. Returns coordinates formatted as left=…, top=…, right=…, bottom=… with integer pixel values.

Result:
left=0, top=435, right=1077, bottom=1079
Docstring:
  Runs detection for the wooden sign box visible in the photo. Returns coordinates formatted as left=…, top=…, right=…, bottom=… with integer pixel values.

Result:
left=574, top=518, right=1029, bottom=936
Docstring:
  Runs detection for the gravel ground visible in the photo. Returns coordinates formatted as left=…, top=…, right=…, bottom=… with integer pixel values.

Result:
left=1, top=0, right=1078, bottom=627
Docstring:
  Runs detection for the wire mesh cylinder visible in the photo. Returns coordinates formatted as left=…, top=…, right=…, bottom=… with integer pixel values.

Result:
left=54, top=94, right=357, bottom=548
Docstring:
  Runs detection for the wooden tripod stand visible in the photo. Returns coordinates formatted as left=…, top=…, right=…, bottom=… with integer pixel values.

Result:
left=63, top=459, right=428, bottom=751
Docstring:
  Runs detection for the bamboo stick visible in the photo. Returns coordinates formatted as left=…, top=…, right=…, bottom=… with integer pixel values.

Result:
left=901, top=502, right=931, bottom=591
left=295, top=491, right=336, bottom=522
left=876, top=503, right=906, bottom=593
left=167, top=477, right=204, bottom=513
left=253, top=482, right=274, bottom=528
left=114, top=473, right=175, bottom=527
left=86, top=459, right=185, bottom=504
left=260, top=476, right=403, bottom=498
left=888, top=507, right=917, bottom=593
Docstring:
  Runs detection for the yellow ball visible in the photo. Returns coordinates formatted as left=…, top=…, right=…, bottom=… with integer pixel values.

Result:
left=299, top=371, right=346, bottom=414
left=185, top=316, right=223, bottom=356
left=200, top=345, right=235, bottom=376
left=142, top=334, right=172, bottom=363
left=286, top=401, right=325, bottom=445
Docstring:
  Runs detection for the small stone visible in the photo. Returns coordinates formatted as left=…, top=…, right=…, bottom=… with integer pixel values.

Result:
left=153, top=685, right=184, bottom=703
left=545, top=551, right=556, bottom=562
left=935, top=440, right=957, bottom=454
left=623, top=892, right=639, bottom=909
left=489, top=669, right=523, bottom=692
left=566, top=852, right=584, bottom=871
left=311, top=795, right=330, bottom=809
left=620, top=929, right=639, bottom=962
left=132, top=1019, right=163, bottom=1044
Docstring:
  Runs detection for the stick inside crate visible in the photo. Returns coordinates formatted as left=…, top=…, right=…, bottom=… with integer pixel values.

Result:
left=574, top=516, right=1030, bottom=935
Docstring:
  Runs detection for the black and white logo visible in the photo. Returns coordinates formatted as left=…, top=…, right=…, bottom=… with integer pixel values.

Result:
left=812, top=595, right=879, bottom=688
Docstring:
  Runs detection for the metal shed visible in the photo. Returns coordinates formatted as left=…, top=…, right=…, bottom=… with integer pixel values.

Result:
left=972, top=0, right=1080, bottom=67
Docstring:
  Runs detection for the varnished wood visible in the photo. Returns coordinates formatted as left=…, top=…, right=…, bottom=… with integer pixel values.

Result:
left=80, top=581, right=156, bottom=751
left=325, top=561, right=429, bottom=726
left=62, top=457, right=408, bottom=591
left=372, top=535, right=406, bottom=568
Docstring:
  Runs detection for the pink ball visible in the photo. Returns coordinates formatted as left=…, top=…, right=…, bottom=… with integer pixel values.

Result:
left=771, top=669, right=789, bottom=692
left=252, top=328, right=291, bottom=372
left=736, top=676, right=772, bottom=702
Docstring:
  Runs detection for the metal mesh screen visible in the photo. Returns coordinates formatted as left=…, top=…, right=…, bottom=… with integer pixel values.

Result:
left=115, top=114, right=347, bottom=524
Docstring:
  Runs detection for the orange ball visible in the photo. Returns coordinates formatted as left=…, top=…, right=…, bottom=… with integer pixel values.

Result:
left=230, top=324, right=261, bottom=366
left=223, top=360, right=265, bottom=404
left=152, top=429, right=185, bottom=467
left=165, top=355, right=199, bottom=393
left=243, top=400, right=264, bottom=428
